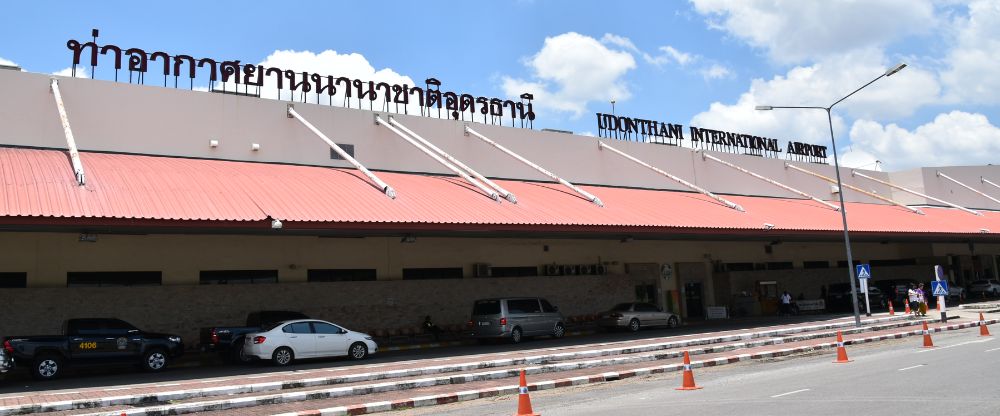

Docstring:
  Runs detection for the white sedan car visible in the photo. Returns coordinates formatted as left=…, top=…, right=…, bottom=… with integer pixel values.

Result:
left=244, top=319, right=377, bottom=365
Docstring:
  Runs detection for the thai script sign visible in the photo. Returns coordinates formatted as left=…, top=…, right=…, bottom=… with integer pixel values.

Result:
left=66, top=29, right=536, bottom=128
left=596, top=112, right=828, bottom=164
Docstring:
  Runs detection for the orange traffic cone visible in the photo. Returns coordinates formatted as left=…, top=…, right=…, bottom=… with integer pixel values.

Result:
left=922, top=321, right=934, bottom=348
left=833, top=331, right=852, bottom=363
left=904, top=301, right=911, bottom=315
left=888, top=301, right=895, bottom=316
left=514, top=369, right=540, bottom=416
left=980, top=313, right=992, bottom=337
left=676, top=351, right=703, bottom=390
left=936, top=302, right=941, bottom=312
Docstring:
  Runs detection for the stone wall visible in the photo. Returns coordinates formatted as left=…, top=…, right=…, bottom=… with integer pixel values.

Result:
left=0, top=274, right=642, bottom=346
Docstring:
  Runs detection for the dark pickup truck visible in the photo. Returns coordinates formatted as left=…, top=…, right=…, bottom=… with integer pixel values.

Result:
left=1, top=318, right=184, bottom=380
left=200, top=310, right=308, bottom=362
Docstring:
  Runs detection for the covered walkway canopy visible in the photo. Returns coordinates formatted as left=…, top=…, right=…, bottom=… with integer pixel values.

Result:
left=1, top=147, right=998, bottom=238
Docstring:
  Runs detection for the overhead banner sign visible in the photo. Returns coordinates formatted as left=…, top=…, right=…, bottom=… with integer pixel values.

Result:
left=596, top=112, right=828, bottom=164
left=65, top=29, right=536, bottom=128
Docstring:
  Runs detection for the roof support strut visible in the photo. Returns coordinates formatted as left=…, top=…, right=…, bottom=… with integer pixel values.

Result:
left=982, top=177, right=1000, bottom=196
left=852, top=170, right=980, bottom=216
left=49, top=79, right=85, bottom=186
left=784, top=163, right=924, bottom=215
left=387, top=116, right=516, bottom=203
left=287, top=105, right=396, bottom=199
left=701, top=152, right=839, bottom=211
left=464, top=125, right=603, bottom=207
left=935, top=171, right=1000, bottom=206
left=375, top=115, right=500, bottom=202
left=598, top=141, right=745, bottom=212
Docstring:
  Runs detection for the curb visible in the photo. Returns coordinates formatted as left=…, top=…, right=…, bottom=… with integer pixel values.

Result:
left=272, top=318, right=998, bottom=416
left=0, top=315, right=916, bottom=416
left=380, top=330, right=597, bottom=352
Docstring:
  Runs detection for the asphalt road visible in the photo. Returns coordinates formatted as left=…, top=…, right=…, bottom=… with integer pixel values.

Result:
left=0, top=313, right=863, bottom=394
left=409, top=327, right=1000, bottom=416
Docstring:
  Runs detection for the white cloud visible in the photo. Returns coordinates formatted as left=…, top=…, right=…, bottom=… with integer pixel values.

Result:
left=501, top=32, right=636, bottom=118
left=700, top=64, right=732, bottom=80
left=940, top=0, right=1000, bottom=105
left=52, top=66, right=88, bottom=78
left=0, top=57, right=18, bottom=68
left=600, top=33, right=640, bottom=53
left=689, top=48, right=939, bottom=150
left=848, top=111, right=1000, bottom=169
left=690, top=0, right=937, bottom=63
left=644, top=45, right=695, bottom=67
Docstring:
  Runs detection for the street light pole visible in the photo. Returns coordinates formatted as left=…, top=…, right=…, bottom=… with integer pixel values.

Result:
left=756, top=63, right=906, bottom=326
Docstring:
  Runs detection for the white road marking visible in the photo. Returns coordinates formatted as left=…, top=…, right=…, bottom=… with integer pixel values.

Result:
left=985, top=347, right=1000, bottom=352
left=898, top=364, right=925, bottom=371
left=916, top=338, right=993, bottom=353
left=771, top=388, right=809, bottom=398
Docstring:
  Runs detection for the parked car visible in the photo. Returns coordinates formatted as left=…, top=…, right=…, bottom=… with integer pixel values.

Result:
left=467, top=297, right=565, bottom=344
left=1, top=318, right=184, bottom=380
left=872, top=279, right=918, bottom=308
left=200, top=310, right=308, bottom=363
left=598, top=302, right=679, bottom=332
left=968, top=279, right=1000, bottom=297
left=243, top=319, right=377, bottom=366
left=0, top=345, right=9, bottom=376
left=827, top=283, right=885, bottom=311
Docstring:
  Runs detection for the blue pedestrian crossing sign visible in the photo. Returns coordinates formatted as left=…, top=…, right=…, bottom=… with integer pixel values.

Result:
left=856, top=264, right=871, bottom=279
left=931, top=281, right=949, bottom=297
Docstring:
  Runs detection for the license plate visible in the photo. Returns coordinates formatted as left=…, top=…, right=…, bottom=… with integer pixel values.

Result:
left=478, top=321, right=490, bottom=326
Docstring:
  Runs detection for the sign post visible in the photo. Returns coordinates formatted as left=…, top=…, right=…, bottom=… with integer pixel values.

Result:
left=933, top=265, right=948, bottom=323
left=856, top=264, right=872, bottom=317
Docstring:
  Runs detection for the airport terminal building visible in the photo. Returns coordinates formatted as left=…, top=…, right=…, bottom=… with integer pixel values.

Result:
left=1, top=35, right=999, bottom=343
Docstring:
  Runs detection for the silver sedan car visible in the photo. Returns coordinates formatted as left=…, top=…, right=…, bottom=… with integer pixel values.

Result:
left=598, top=302, right=680, bottom=332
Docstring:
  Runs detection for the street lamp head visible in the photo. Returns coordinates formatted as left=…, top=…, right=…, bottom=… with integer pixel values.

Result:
left=884, top=63, right=907, bottom=77
left=755, top=105, right=773, bottom=111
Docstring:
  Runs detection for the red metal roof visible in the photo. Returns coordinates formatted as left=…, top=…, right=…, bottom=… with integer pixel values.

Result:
left=2, top=147, right=999, bottom=235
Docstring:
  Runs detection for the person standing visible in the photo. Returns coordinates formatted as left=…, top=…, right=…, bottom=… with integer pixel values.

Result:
left=780, top=291, right=792, bottom=316
left=907, top=284, right=919, bottom=318
left=916, top=283, right=927, bottom=317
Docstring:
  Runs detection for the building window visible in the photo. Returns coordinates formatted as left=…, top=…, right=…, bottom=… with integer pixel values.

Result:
left=200, top=270, right=278, bottom=284
left=0, top=272, right=27, bottom=288
left=402, top=267, right=463, bottom=280
left=724, top=262, right=755, bottom=272
left=308, top=269, right=376, bottom=282
left=67, top=271, right=162, bottom=287
left=803, top=261, right=830, bottom=269
left=836, top=260, right=863, bottom=268
left=489, top=266, right=538, bottom=278
left=766, top=262, right=794, bottom=270
left=330, top=144, right=355, bottom=160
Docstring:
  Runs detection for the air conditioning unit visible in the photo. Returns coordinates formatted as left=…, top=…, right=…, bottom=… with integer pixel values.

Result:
left=579, top=264, right=594, bottom=275
left=595, top=264, right=608, bottom=275
left=473, top=263, right=491, bottom=277
left=563, top=265, right=578, bottom=275
left=544, top=264, right=562, bottom=276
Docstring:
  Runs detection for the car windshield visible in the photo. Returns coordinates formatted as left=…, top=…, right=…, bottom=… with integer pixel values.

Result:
left=472, top=300, right=501, bottom=315
left=610, top=303, right=633, bottom=312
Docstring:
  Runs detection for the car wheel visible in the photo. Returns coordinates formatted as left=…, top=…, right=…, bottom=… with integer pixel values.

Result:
left=628, top=318, right=640, bottom=332
left=349, top=342, right=368, bottom=360
left=510, top=327, right=523, bottom=344
left=31, top=354, right=62, bottom=380
left=667, top=316, right=679, bottom=328
left=272, top=347, right=294, bottom=366
left=142, top=349, right=169, bottom=372
left=552, top=323, right=566, bottom=339
left=231, top=341, right=253, bottom=364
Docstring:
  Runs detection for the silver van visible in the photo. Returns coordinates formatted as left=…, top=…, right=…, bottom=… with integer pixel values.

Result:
left=468, top=297, right=565, bottom=343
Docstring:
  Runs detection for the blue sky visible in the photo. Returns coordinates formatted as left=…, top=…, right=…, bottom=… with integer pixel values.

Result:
left=2, top=1, right=998, bottom=170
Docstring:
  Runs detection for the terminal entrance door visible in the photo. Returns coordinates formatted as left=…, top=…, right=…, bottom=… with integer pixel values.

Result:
left=684, top=282, right=704, bottom=318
